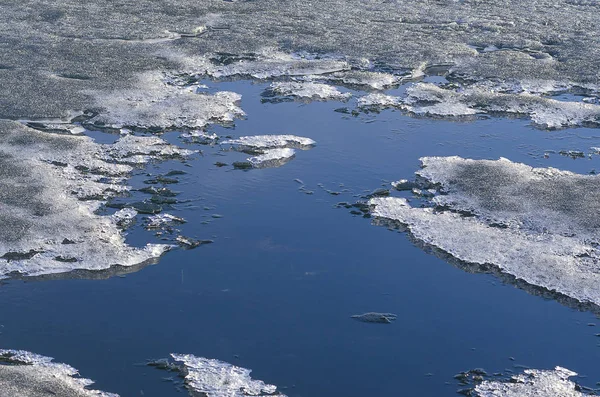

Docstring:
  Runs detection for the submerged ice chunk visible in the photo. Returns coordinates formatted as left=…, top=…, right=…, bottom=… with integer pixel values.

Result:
left=369, top=157, right=600, bottom=308
left=0, top=349, right=118, bottom=397
left=475, top=367, right=583, bottom=397
left=170, top=354, right=286, bottom=397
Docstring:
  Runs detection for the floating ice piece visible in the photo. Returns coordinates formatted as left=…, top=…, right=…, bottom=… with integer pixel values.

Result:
left=223, top=134, right=316, bottom=149
left=475, top=366, right=583, bottom=397
left=89, top=72, right=245, bottom=130
left=309, top=70, right=401, bottom=90
left=357, top=93, right=402, bottom=108
left=351, top=312, right=397, bottom=324
left=369, top=157, right=600, bottom=308
left=266, top=81, right=351, bottom=101
left=181, top=130, right=219, bottom=143
left=402, top=83, right=600, bottom=128
left=0, top=349, right=118, bottom=397
left=225, top=134, right=314, bottom=169
left=247, top=148, right=296, bottom=168
left=99, top=134, right=196, bottom=164
left=170, top=354, right=286, bottom=397
left=147, top=213, right=186, bottom=229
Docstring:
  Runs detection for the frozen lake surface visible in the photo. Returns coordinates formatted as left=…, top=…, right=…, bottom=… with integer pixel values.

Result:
left=1, top=1, right=600, bottom=395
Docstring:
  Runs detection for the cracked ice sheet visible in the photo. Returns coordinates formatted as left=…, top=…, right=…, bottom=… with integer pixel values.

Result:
left=370, top=156, right=600, bottom=307
left=0, top=349, right=118, bottom=397
left=0, top=120, right=195, bottom=279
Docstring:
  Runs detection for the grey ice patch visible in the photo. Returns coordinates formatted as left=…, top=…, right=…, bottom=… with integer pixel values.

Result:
left=475, top=367, right=583, bottom=397
left=170, top=354, right=286, bottom=397
left=369, top=157, right=600, bottom=308
left=0, top=349, right=118, bottom=397
left=351, top=312, right=397, bottom=324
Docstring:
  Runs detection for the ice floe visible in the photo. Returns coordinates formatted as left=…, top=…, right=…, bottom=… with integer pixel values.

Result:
left=247, top=148, right=296, bottom=168
left=224, top=134, right=314, bottom=169
left=264, top=81, right=351, bottom=101
left=166, top=354, right=286, bottom=397
left=0, top=120, right=198, bottom=279
left=0, top=349, right=118, bottom=397
left=475, top=366, right=583, bottom=397
left=369, top=156, right=600, bottom=308
left=223, top=134, right=316, bottom=149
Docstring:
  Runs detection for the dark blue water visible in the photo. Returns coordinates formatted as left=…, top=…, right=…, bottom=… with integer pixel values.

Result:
left=1, top=81, right=599, bottom=396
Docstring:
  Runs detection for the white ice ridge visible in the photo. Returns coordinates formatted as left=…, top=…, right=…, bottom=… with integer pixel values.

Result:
left=475, top=367, right=583, bottom=397
left=267, top=81, right=352, bottom=101
left=89, top=71, right=245, bottom=130
left=358, top=82, right=600, bottom=129
left=369, top=156, right=600, bottom=307
left=223, top=134, right=316, bottom=149
left=0, top=121, right=195, bottom=279
left=171, top=354, right=286, bottom=397
left=0, top=349, right=118, bottom=397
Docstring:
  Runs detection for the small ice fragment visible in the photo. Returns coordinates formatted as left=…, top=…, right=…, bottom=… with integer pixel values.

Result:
left=351, top=312, right=397, bottom=324
left=266, top=81, right=351, bottom=101
left=223, top=135, right=316, bottom=149
left=169, top=354, right=286, bottom=397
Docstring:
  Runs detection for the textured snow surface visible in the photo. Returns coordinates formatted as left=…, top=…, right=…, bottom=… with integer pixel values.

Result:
left=89, top=72, right=245, bottom=130
left=0, top=121, right=196, bottom=279
left=370, top=157, right=600, bottom=307
left=0, top=350, right=118, bottom=397
left=171, top=354, right=285, bottom=397
left=475, top=367, right=583, bottom=397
